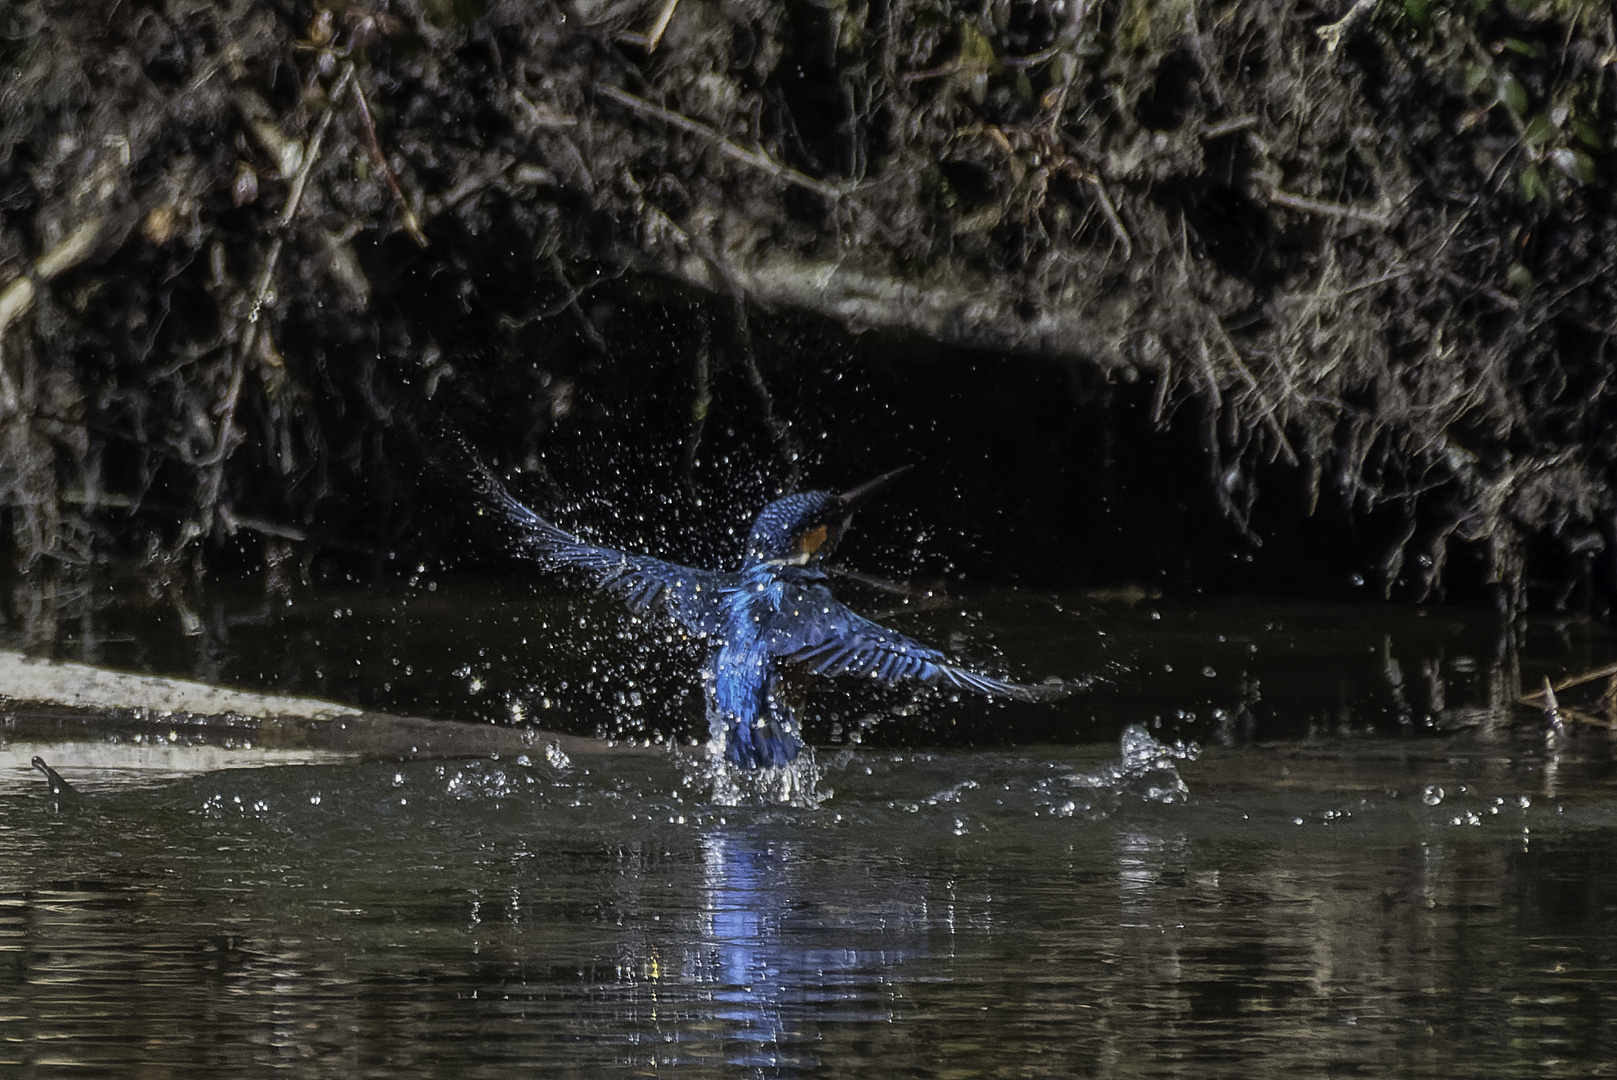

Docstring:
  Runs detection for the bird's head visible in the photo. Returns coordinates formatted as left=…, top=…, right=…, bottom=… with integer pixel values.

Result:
left=744, top=467, right=911, bottom=567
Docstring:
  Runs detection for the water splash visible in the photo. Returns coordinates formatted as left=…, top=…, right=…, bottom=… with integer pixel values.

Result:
left=697, top=749, right=832, bottom=809
left=1068, top=724, right=1200, bottom=805
left=443, top=762, right=539, bottom=799
left=541, top=742, right=573, bottom=774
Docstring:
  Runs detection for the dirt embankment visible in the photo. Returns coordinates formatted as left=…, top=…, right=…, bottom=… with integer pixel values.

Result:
left=0, top=0, right=1614, bottom=609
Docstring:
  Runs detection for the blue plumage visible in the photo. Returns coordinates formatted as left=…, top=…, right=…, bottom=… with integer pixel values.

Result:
left=474, top=464, right=1065, bottom=769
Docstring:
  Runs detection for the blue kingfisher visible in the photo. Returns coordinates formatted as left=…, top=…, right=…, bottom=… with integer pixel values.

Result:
left=475, top=465, right=1068, bottom=769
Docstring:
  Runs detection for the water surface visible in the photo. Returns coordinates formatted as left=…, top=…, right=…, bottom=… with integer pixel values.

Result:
left=3, top=576, right=1617, bottom=1076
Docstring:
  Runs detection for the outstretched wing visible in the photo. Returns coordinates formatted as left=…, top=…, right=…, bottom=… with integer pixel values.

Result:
left=470, top=462, right=732, bottom=638
left=767, top=584, right=1068, bottom=701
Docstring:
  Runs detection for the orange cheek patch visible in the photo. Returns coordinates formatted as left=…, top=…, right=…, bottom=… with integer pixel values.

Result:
left=797, top=525, right=829, bottom=557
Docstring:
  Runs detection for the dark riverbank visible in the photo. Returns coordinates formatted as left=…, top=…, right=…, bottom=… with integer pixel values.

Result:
left=2, top=0, right=1615, bottom=616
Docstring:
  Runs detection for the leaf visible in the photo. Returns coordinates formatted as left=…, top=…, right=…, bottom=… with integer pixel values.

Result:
left=955, top=22, right=997, bottom=105
left=1404, top=0, right=1432, bottom=28
left=957, top=22, right=998, bottom=69
left=1464, top=64, right=1491, bottom=94
left=1518, top=164, right=1547, bottom=202
left=1569, top=150, right=1596, bottom=186
left=1505, top=262, right=1533, bottom=293
left=1014, top=70, right=1034, bottom=105
left=1523, top=114, right=1556, bottom=145
left=1550, top=148, right=1597, bottom=185
left=1501, top=37, right=1544, bottom=58
left=1572, top=117, right=1604, bottom=152
left=1497, top=75, right=1528, bottom=116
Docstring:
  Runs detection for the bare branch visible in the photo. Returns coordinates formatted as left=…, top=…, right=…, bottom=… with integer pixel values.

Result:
left=595, top=84, right=853, bottom=200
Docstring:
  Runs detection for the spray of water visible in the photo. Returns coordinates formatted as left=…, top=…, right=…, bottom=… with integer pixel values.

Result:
left=1068, top=724, right=1201, bottom=805
left=692, top=746, right=833, bottom=809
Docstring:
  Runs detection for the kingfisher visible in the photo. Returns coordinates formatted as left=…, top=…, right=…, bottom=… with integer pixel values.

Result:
left=473, top=464, right=1067, bottom=769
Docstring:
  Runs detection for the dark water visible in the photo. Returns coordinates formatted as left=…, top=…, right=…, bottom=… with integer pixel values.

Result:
left=4, top=574, right=1617, bottom=1076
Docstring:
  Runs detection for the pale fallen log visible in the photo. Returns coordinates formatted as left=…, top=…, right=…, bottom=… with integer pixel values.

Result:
left=0, top=650, right=654, bottom=772
left=0, top=649, right=362, bottom=720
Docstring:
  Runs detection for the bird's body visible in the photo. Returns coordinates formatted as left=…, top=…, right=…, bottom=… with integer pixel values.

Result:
left=710, top=564, right=801, bottom=768
left=475, top=467, right=1064, bottom=769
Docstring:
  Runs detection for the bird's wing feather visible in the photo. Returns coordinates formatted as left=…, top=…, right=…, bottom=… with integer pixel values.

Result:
left=768, top=586, right=1067, bottom=701
left=473, top=465, right=731, bottom=637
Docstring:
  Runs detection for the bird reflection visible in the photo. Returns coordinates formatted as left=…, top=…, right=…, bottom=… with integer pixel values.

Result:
left=696, top=831, right=818, bottom=1073
left=687, top=828, right=910, bottom=1074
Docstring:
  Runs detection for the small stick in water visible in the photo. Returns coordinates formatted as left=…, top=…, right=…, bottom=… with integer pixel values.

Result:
left=1542, top=678, right=1566, bottom=741
left=31, top=756, right=78, bottom=798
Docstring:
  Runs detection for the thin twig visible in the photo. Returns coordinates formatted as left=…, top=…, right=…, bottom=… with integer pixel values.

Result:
left=1520, top=660, right=1617, bottom=705
left=1150, top=359, right=1172, bottom=427
left=189, top=64, right=354, bottom=543
left=1209, top=319, right=1300, bottom=467
left=280, top=64, right=354, bottom=227
left=825, top=565, right=943, bottom=601
left=1440, top=269, right=1520, bottom=311
left=1337, top=267, right=1413, bottom=295
left=645, top=0, right=681, bottom=52
left=732, top=302, right=802, bottom=484
left=236, top=89, right=305, bottom=179
left=1264, top=187, right=1391, bottom=228
left=1552, top=705, right=1610, bottom=728
left=0, top=218, right=106, bottom=410
left=512, top=91, right=579, bottom=129
left=904, top=45, right=1063, bottom=83
left=1201, top=115, right=1259, bottom=139
left=350, top=76, right=429, bottom=247
left=1541, top=676, right=1567, bottom=736
left=1522, top=666, right=1610, bottom=728
left=595, top=83, right=851, bottom=200
left=218, top=504, right=308, bottom=541
left=1317, top=0, right=1378, bottom=54
left=1001, top=43, right=1065, bottom=69
left=902, top=61, right=968, bottom=84
left=497, top=260, right=624, bottom=330
left=1086, top=176, right=1132, bottom=262
left=0, top=219, right=105, bottom=339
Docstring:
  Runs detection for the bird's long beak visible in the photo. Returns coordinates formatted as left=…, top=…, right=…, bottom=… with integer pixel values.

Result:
left=838, top=465, right=913, bottom=509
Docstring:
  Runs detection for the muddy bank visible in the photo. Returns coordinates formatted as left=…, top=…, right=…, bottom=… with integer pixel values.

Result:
left=0, top=0, right=1614, bottom=610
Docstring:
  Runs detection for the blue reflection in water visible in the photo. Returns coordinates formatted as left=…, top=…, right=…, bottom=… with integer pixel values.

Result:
left=703, top=834, right=804, bottom=1069
left=692, top=828, right=909, bottom=1074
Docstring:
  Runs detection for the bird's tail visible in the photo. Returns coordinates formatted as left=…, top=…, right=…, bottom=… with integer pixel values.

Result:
left=724, top=717, right=802, bottom=770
